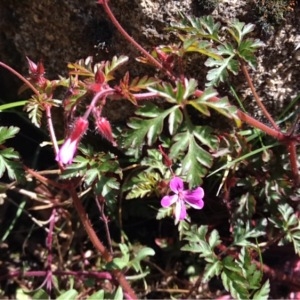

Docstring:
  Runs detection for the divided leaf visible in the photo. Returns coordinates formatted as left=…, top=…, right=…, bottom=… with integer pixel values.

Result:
left=170, top=14, right=221, bottom=42
left=0, top=126, right=19, bottom=144
left=190, top=88, right=240, bottom=124
left=0, top=148, right=23, bottom=181
left=205, top=43, right=239, bottom=87
left=170, top=126, right=217, bottom=187
left=148, top=78, right=198, bottom=104
left=25, top=95, right=45, bottom=127
left=104, top=55, right=129, bottom=81
left=124, top=103, right=180, bottom=149
left=226, top=21, right=255, bottom=45
left=120, top=73, right=159, bottom=104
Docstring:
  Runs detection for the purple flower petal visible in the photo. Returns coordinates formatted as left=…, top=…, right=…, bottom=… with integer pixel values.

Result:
left=183, top=187, right=205, bottom=209
left=183, top=187, right=204, bottom=202
left=175, top=199, right=186, bottom=223
left=160, top=176, right=205, bottom=223
left=186, top=198, right=204, bottom=210
left=56, top=138, right=77, bottom=165
left=161, top=194, right=178, bottom=207
left=169, top=177, right=183, bottom=193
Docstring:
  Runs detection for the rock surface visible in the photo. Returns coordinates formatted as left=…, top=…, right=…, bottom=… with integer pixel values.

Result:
left=0, top=0, right=299, bottom=119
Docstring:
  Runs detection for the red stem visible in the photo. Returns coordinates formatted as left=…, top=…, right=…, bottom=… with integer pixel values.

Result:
left=287, top=141, right=299, bottom=186
left=0, top=270, right=113, bottom=282
left=0, top=62, right=40, bottom=96
left=237, top=110, right=285, bottom=141
left=99, top=0, right=175, bottom=79
left=240, top=62, right=279, bottom=130
left=96, top=195, right=114, bottom=254
left=69, top=186, right=137, bottom=300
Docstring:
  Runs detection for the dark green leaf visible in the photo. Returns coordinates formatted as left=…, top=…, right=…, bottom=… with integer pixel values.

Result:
left=170, top=14, right=221, bottom=42
left=148, top=78, right=198, bottom=104
left=170, top=128, right=214, bottom=187
left=124, top=172, right=161, bottom=199
left=124, top=103, right=177, bottom=149
left=252, top=280, right=270, bottom=300
left=203, top=260, right=222, bottom=282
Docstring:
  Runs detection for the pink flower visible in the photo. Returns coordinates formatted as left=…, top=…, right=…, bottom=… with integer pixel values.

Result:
left=161, top=177, right=204, bottom=223
left=56, top=117, right=88, bottom=165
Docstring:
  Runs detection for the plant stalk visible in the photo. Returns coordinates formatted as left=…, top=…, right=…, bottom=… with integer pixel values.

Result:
left=69, top=186, right=137, bottom=299
left=99, top=0, right=174, bottom=78
left=0, top=62, right=40, bottom=96
left=240, top=61, right=279, bottom=130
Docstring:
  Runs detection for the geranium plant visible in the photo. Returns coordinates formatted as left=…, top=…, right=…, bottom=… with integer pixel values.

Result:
left=0, top=0, right=300, bottom=299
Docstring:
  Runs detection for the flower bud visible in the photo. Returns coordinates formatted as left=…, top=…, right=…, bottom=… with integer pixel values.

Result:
left=56, top=117, right=88, bottom=165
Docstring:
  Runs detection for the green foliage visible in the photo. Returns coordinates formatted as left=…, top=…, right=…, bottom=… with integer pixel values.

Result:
left=87, top=290, right=105, bottom=300
left=253, top=280, right=270, bottom=300
left=122, top=149, right=169, bottom=199
left=170, top=126, right=216, bottom=187
left=124, top=103, right=178, bottom=149
left=148, top=78, right=198, bottom=104
left=120, top=73, right=159, bottom=104
left=0, top=126, right=24, bottom=181
left=205, top=43, right=238, bottom=86
left=124, top=78, right=228, bottom=187
left=24, top=95, right=45, bottom=127
left=56, top=289, right=78, bottom=300
left=269, top=203, right=300, bottom=254
left=181, top=224, right=269, bottom=299
left=0, top=7, right=298, bottom=300
left=181, top=224, right=222, bottom=281
left=68, top=55, right=129, bottom=83
left=170, top=15, right=264, bottom=86
left=233, top=219, right=266, bottom=247
left=107, top=243, right=155, bottom=278
left=188, top=87, right=239, bottom=122
left=171, top=15, right=221, bottom=42
left=60, top=145, right=121, bottom=208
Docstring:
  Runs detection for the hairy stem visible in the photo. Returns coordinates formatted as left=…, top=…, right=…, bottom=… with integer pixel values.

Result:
left=0, top=62, right=40, bottom=96
left=237, top=110, right=285, bottom=140
left=45, top=208, right=56, bottom=291
left=45, top=105, right=59, bottom=156
left=69, top=185, right=137, bottom=299
left=98, top=0, right=174, bottom=78
left=287, top=141, right=299, bottom=186
left=194, top=89, right=285, bottom=140
left=83, top=88, right=114, bottom=119
left=240, top=62, right=279, bottom=130
left=96, top=195, right=114, bottom=254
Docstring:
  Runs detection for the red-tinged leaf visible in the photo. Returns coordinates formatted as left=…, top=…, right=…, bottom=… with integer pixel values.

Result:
left=67, top=62, right=94, bottom=77
left=129, top=76, right=159, bottom=92
left=104, top=55, right=129, bottom=81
